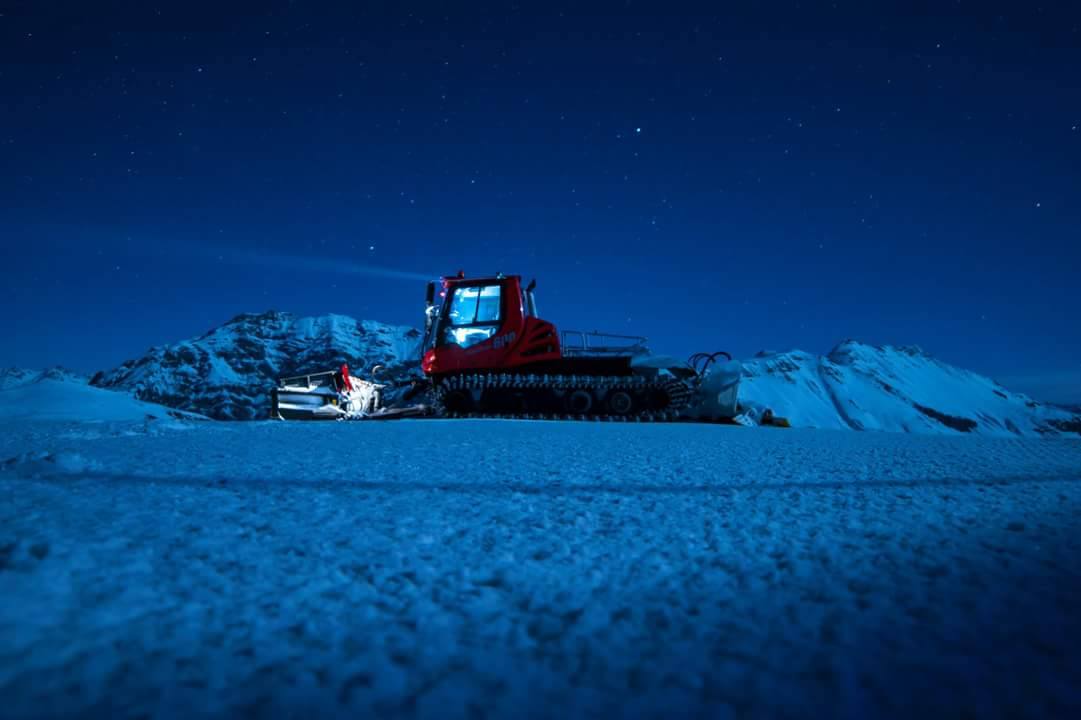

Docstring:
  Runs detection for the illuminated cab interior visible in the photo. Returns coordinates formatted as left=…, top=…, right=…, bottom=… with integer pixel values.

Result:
left=438, top=283, right=503, bottom=349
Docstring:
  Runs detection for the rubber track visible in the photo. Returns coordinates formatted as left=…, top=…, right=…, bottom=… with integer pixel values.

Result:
left=430, top=372, right=698, bottom=422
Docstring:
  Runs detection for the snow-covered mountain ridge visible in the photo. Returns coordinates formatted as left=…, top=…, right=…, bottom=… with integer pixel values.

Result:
left=739, top=340, right=1080, bottom=437
left=0, top=366, right=87, bottom=390
left=84, top=311, right=1078, bottom=435
left=90, top=311, right=422, bottom=420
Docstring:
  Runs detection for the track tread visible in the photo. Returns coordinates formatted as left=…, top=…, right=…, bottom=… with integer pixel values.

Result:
left=430, top=372, right=697, bottom=422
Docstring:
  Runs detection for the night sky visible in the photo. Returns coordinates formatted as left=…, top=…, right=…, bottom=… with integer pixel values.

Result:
left=3, top=2, right=1079, bottom=401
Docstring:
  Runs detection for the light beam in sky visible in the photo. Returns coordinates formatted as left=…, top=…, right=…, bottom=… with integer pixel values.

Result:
left=202, top=246, right=434, bottom=283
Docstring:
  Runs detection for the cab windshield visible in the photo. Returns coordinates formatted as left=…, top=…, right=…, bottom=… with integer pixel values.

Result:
left=440, top=284, right=502, bottom=348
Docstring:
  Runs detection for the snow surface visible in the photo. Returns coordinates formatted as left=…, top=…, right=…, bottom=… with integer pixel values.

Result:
left=1, top=413, right=1080, bottom=719
left=0, top=369, right=205, bottom=423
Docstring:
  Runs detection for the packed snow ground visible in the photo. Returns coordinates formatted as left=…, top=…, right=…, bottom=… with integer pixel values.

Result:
left=1, top=418, right=1080, bottom=719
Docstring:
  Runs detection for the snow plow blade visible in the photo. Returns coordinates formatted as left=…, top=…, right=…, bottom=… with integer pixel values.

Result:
left=271, top=365, right=387, bottom=420
left=677, top=356, right=742, bottom=422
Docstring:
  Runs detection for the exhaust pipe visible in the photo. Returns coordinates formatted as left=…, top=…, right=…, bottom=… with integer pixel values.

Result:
left=525, top=278, right=538, bottom=317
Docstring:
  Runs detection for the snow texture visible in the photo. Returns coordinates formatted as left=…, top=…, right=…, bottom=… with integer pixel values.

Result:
left=1, top=411, right=1080, bottom=719
left=89, top=311, right=422, bottom=420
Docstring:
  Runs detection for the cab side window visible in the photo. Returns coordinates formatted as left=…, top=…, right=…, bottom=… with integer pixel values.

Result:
left=475, top=285, right=501, bottom=322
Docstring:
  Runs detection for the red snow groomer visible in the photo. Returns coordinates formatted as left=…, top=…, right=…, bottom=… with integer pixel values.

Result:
left=273, top=271, right=744, bottom=422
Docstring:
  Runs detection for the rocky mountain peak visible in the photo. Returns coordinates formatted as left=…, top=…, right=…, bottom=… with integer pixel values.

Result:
left=91, top=312, right=422, bottom=420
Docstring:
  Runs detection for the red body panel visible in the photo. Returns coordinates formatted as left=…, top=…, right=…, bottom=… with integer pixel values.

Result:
left=422, top=275, right=562, bottom=376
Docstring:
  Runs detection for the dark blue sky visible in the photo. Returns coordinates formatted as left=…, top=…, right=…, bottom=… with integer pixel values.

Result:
left=2, top=1, right=1079, bottom=401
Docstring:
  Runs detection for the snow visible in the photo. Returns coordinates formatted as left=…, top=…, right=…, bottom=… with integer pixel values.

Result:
left=82, top=311, right=1081, bottom=435
left=740, top=341, right=1080, bottom=437
left=0, top=368, right=47, bottom=391
left=1, top=414, right=1079, bottom=719
left=0, top=367, right=86, bottom=391
left=0, top=370, right=205, bottom=423
left=90, top=311, right=422, bottom=420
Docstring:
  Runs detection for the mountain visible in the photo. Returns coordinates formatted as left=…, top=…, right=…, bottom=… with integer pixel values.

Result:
left=87, top=312, right=1079, bottom=436
left=0, top=367, right=205, bottom=423
left=0, top=368, right=45, bottom=391
left=739, top=340, right=1080, bottom=437
left=0, top=366, right=86, bottom=390
left=90, top=311, right=423, bottom=420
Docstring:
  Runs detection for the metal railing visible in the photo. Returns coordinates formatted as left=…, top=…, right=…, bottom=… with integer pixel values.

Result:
left=277, top=370, right=339, bottom=389
left=560, top=330, right=650, bottom=357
